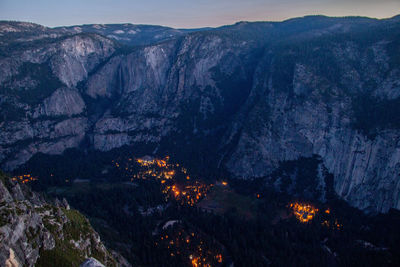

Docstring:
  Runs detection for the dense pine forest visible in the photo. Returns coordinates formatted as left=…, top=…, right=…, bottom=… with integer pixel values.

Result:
left=9, top=147, right=400, bottom=266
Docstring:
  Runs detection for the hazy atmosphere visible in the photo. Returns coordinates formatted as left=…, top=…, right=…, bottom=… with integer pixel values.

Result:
left=1, top=0, right=399, bottom=27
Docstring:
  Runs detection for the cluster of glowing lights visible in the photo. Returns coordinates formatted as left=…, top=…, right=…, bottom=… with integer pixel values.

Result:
left=190, top=256, right=210, bottom=267
left=162, top=181, right=213, bottom=206
left=156, top=227, right=224, bottom=267
left=289, top=202, right=319, bottom=223
left=136, top=157, right=168, bottom=168
left=113, top=155, right=213, bottom=206
left=321, top=219, right=342, bottom=229
left=12, top=174, right=38, bottom=184
left=112, top=156, right=181, bottom=181
left=322, top=208, right=343, bottom=230
left=289, top=203, right=343, bottom=229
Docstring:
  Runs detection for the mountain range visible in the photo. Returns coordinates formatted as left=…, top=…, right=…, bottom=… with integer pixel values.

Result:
left=1, top=15, right=400, bottom=214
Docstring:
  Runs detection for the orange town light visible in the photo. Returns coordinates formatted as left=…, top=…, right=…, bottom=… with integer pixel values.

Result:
left=325, top=209, right=330, bottom=214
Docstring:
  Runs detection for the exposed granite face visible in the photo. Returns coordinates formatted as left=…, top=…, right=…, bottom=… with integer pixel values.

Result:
left=1, top=117, right=88, bottom=170
left=85, top=32, right=256, bottom=152
left=225, top=39, right=400, bottom=213
left=80, top=257, right=106, bottom=267
left=0, top=32, right=108, bottom=169
left=33, top=88, right=86, bottom=117
left=49, top=35, right=115, bottom=87
left=0, top=172, right=116, bottom=267
left=0, top=16, right=400, bottom=213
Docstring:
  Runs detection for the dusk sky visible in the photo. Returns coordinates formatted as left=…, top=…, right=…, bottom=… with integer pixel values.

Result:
left=0, top=0, right=399, bottom=28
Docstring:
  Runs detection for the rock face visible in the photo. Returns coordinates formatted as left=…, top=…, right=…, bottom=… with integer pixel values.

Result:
left=34, top=88, right=85, bottom=117
left=0, top=16, right=400, bottom=213
left=225, top=38, right=400, bottom=213
left=80, top=257, right=106, bottom=267
left=0, top=172, right=116, bottom=267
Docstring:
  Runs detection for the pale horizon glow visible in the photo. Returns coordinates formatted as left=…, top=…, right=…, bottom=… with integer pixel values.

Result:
left=0, top=0, right=399, bottom=29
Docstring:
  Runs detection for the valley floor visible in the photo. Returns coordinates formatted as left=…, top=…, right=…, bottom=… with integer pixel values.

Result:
left=11, top=153, right=400, bottom=266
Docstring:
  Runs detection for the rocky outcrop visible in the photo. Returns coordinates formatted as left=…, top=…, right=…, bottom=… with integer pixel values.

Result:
left=0, top=171, right=116, bottom=267
left=80, top=257, right=106, bottom=267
